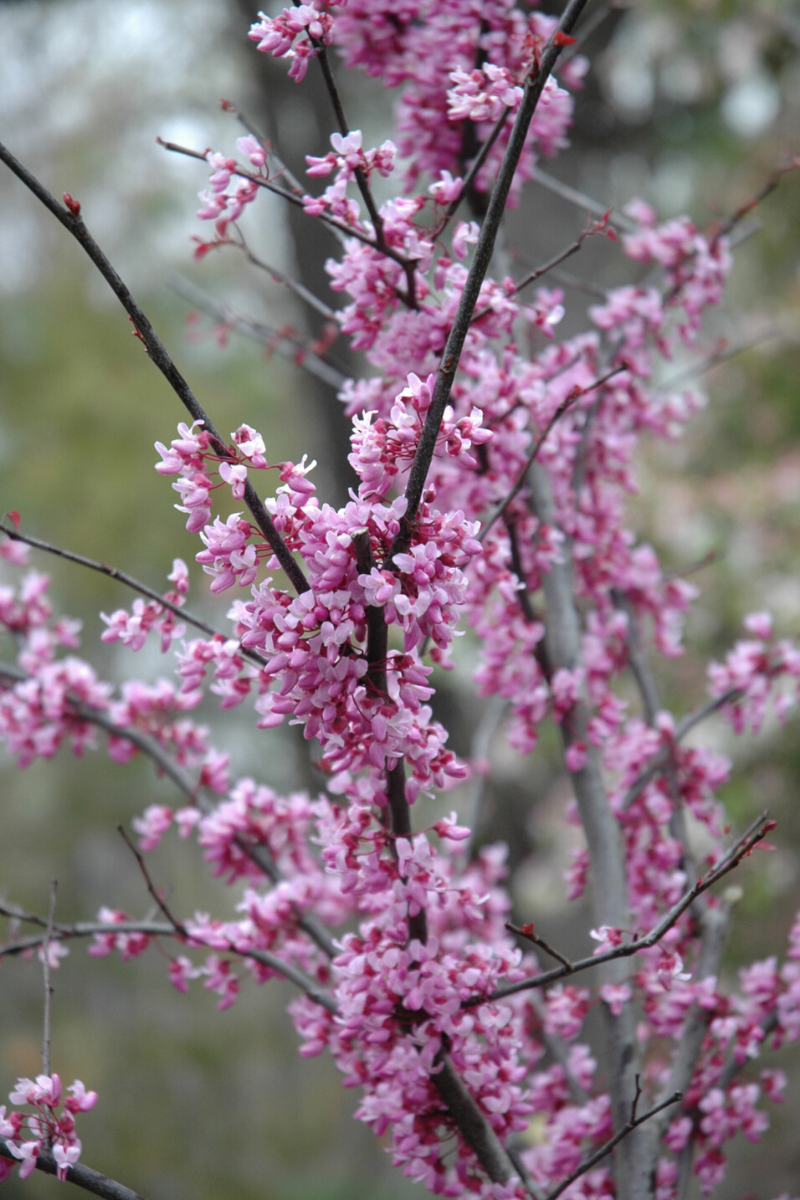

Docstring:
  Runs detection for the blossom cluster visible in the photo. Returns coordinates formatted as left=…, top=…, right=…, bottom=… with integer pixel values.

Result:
left=0, top=1075, right=97, bottom=1183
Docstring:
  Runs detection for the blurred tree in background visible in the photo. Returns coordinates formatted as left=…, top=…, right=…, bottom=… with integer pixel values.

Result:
left=0, top=1, right=798, bottom=1198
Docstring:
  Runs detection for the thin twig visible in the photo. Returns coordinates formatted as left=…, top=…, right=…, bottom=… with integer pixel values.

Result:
left=159, top=139, right=416, bottom=294
left=0, top=915, right=337, bottom=1014
left=620, top=687, right=742, bottom=811
left=313, top=45, right=387, bottom=251
left=171, top=276, right=346, bottom=390
left=471, top=219, right=611, bottom=323
left=541, top=1082, right=682, bottom=1200
left=485, top=812, right=772, bottom=1002
left=117, top=825, right=188, bottom=936
left=480, top=364, right=627, bottom=542
left=547, top=264, right=609, bottom=299
left=0, top=140, right=310, bottom=598
left=505, top=922, right=572, bottom=969
left=234, top=238, right=339, bottom=320
left=0, top=520, right=268, bottom=666
left=612, top=589, right=660, bottom=726
left=41, top=881, right=58, bottom=1081
left=466, top=695, right=507, bottom=859
left=529, top=167, right=637, bottom=232
left=558, top=0, right=626, bottom=63
left=0, top=1140, right=150, bottom=1200
left=442, top=107, right=512, bottom=227
left=224, top=100, right=306, bottom=196
left=662, top=550, right=722, bottom=581
left=658, top=327, right=782, bottom=392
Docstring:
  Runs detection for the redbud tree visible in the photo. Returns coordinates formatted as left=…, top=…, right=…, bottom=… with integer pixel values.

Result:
left=1, top=4, right=799, bottom=1200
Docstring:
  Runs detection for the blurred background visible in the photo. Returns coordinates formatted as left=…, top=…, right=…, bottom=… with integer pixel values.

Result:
left=0, top=1, right=799, bottom=1197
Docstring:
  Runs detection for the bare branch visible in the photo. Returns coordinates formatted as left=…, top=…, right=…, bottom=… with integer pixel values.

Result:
left=659, top=326, right=782, bottom=393
left=313, top=45, right=387, bottom=251
left=117, top=826, right=187, bottom=937
left=0, top=139, right=309, bottom=598
left=441, top=107, right=512, bottom=227
left=0, top=1141, right=150, bottom=1200
left=486, top=812, right=772, bottom=1002
left=41, top=881, right=58, bottom=1082
left=541, top=1083, right=682, bottom=1200
left=231, top=237, right=339, bottom=321
left=620, top=687, right=742, bottom=811
left=0, top=913, right=337, bottom=1014
left=506, top=922, right=572, bottom=970
left=159, top=139, right=417, bottom=304
left=0, top=520, right=268, bottom=665
left=171, top=276, right=346, bottom=390
left=223, top=100, right=306, bottom=196
left=471, top=219, right=612, bottom=324
left=529, top=167, right=637, bottom=232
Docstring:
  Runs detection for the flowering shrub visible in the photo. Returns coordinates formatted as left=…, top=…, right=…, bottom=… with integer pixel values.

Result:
left=1, top=3, right=799, bottom=1200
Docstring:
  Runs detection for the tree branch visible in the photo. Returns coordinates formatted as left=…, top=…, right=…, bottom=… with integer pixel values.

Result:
left=0, top=140, right=309, bottom=598
left=0, top=521, right=268, bottom=666
left=471, top=219, right=611, bottom=324
left=0, top=663, right=337, bottom=961
left=525, top=458, right=645, bottom=1196
left=541, top=1083, right=682, bottom=1200
left=0, top=912, right=337, bottom=1014
left=480, top=364, right=626, bottom=543
left=486, top=812, right=772, bottom=1002
left=390, top=0, right=593, bottom=556
left=171, top=276, right=346, bottom=390
left=620, top=687, right=742, bottom=811
left=529, top=166, right=636, bottom=232
left=431, top=1052, right=516, bottom=1185
left=41, top=881, right=58, bottom=1082
left=0, top=1141, right=150, bottom=1200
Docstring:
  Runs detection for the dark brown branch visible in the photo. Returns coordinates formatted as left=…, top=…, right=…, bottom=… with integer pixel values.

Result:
left=541, top=1082, right=682, bottom=1200
left=442, top=107, right=512, bottom=227
left=42, top=881, right=58, bottom=1081
left=117, top=825, right=188, bottom=936
left=485, top=812, right=772, bottom=1002
left=159, top=139, right=417, bottom=304
left=0, top=1141, right=150, bottom=1200
left=471, top=219, right=611, bottom=324
left=390, top=0, right=593, bottom=557
left=224, top=100, right=306, bottom=196
left=0, top=521, right=268, bottom=666
left=505, top=922, right=572, bottom=969
left=0, top=139, right=309, bottom=598
left=352, top=531, right=388, bottom=699
left=313, top=45, right=387, bottom=251
left=386, top=760, right=428, bottom=945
